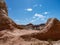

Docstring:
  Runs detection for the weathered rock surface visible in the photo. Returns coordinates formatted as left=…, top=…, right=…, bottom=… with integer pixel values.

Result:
left=0, top=29, right=49, bottom=45
left=0, top=0, right=8, bottom=15
left=1, top=0, right=60, bottom=45
left=0, top=0, right=22, bottom=30
left=21, top=18, right=60, bottom=40
left=19, top=23, right=45, bottom=30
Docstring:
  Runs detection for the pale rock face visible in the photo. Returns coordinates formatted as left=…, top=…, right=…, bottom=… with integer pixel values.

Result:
left=0, top=0, right=22, bottom=30
left=0, top=0, right=5, bottom=3
left=0, top=0, right=20, bottom=30
left=0, top=0, right=8, bottom=16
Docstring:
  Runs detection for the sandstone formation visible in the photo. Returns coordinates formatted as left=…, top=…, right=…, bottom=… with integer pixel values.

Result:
left=0, top=0, right=22, bottom=30
left=0, top=0, right=8, bottom=15
left=39, top=24, right=45, bottom=30
left=21, top=18, right=60, bottom=40
left=1, top=0, right=60, bottom=45
left=19, top=23, right=45, bottom=30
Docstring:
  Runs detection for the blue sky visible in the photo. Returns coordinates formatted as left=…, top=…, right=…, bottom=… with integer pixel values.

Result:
left=5, top=0, right=60, bottom=25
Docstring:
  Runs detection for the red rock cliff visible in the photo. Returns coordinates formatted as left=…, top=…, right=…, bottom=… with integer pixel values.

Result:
left=0, top=0, right=21, bottom=30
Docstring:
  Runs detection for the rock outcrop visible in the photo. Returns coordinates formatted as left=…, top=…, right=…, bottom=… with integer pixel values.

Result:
left=19, top=23, right=45, bottom=30
left=1, top=0, right=60, bottom=41
left=21, top=18, right=60, bottom=40
left=0, top=0, right=8, bottom=15
left=36, top=18, right=60, bottom=40
left=0, top=0, right=22, bottom=30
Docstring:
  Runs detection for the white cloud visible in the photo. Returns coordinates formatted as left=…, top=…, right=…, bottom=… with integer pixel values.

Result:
left=33, top=4, right=42, bottom=8
left=30, top=13, right=46, bottom=23
left=25, top=8, right=32, bottom=11
left=34, top=13, right=45, bottom=19
left=30, top=18, right=39, bottom=23
left=15, top=19, right=20, bottom=22
left=44, top=12, right=48, bottom=14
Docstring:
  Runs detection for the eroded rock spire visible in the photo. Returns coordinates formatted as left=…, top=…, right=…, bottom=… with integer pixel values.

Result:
left=0, top=0, right=8, bottom=16
left=0, top=0, right=5, bottom=3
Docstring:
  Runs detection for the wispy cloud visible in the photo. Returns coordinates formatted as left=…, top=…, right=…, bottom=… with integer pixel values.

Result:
left=33, top=4, right=38, bottom=8
left=39, top=4, right=42, bottom=7
left=33, top=4, right=42, bottom=8
left=25, top=8, right=32, bottom=11
left=30, top=18, right=39, bottom=23
left=44, top=12, right=48, bottom=14
left=34, top=13, right=46, bottom=19
left=30, top=13, right=46, bottom=23
left=14, top=19, right=20, bottom=24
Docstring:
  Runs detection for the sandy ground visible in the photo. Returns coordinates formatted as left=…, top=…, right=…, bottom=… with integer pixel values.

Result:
left=0, top=29, right=60, bottom=45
